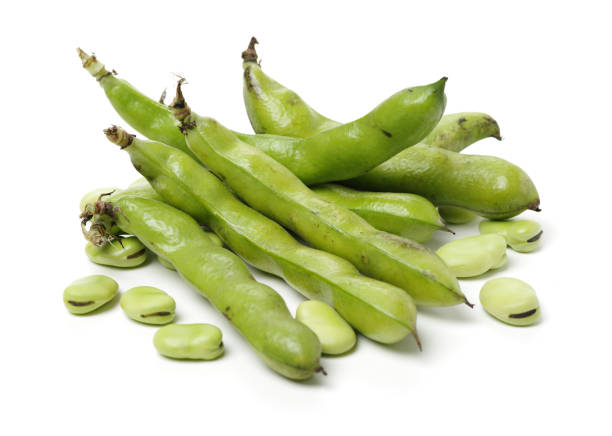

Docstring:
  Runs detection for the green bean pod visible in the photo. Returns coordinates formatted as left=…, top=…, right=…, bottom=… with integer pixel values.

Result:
left=170, top=101, right=466, bottom=307
left=82, top=194, right=321, bottom=380
left=242, top=39, right=501, bottom=150
left=240, top=75, right=447, bottom=185
left=79, top=49, right=445, bottom=185
left=419, top=112, right=501, bottom=152
left=77, top=49, right=193, bottom=157
left=105, top=127, right=419, bottom=344
left=241, top=37, right=339, bottom=137
left=239, top=42, right=539, bottom=218
left=345, top=145, right=540, bottom=219
left=312, top=184, right=451, bottom=242
left=438, top=206, right=478, bottom=224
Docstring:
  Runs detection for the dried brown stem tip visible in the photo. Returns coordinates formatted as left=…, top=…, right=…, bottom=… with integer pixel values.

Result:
left=528, top=199, right=542, bottom=212
left=413, top=331, right=423, bottom=352
left=241, top=37, right=259, bottom=62
left=104, top=125, right=135, bottom=148
left=169, top=78, right=192, bottom=124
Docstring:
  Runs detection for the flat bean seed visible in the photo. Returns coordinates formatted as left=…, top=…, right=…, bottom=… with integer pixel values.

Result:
left=85, top=236, right=147, bottom=267
left=120, top=286, right=176, bottom=325
left=63, top=275, right=118, bottom=314
left=479, top=220, right=542, bottom=253
left=436, top=234, right=507, bottom=278
left=296, top=301, right=356, bottom=355
left=480, top=277, right=540, bottom=326
left=154, top=323, right=224, bottom=360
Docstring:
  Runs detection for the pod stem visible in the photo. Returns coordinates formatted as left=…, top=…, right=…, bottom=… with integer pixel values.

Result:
left=77, top=48, right=113, bottom=81
left=412, top=330, right=423, bottom=352
left=440, top=225, right=455, bottom=235
left=79, top=193, right=122, bottom=247
left=169, top=78, right=193, bottom=129
left=528, top=199, right=542, bottom=212
left=464, top=298, right=475, bottom=309
left=241, top=36, right=259, bottom=63
left=315, top=366, right=327, bottom=376
left=104, top=125, right=135, bottom=149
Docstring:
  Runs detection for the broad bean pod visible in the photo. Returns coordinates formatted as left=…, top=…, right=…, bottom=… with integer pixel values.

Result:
left=105, top=127, right=419, bottom=344
left=242, top=38, right=501, bottom=149
left=240, top=41, right=539, bottom=218
left=78, top=49, right=446, bottom=185
left=170, top=98, right=467, bottom=307
left=81, top=193, right=321, bottom=380
left=312, top=184, right=451, bottom=242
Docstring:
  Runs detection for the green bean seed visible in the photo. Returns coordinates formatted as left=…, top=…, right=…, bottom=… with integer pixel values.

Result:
left=120, top=286, right=176, bottom=325
left=479, top=220, right=543, bottom=253
left=438, top=206, right=477, bottom=224
left=480, top=277, right=540, bottom=326
left=85, top=237, right=147, bottom=267
left=154, top=323, right=224, bottom=360
left=296, top=301, right=356, bottom=355
left=436, top=234, right=507, bottom=278
left=63, top=275, right=118, bottom=314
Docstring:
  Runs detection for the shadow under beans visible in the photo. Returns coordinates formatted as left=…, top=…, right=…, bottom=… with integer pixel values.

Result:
left=418, top=304, right=477, bottom=323
left=375, top=333, right=422, bottom=356
left=156, top=346, right=228, bottom=363
left=458, top=261, right=510, bottom=283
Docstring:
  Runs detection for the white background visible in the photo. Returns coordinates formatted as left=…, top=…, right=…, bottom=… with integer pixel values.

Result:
left=2, top=1, right=611, bottom=434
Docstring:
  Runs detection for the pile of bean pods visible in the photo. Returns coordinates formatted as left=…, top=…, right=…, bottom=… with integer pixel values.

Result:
left=67, top=38, right=543, bottom=380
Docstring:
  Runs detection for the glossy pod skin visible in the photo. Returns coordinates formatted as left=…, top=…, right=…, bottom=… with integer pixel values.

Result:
left=241, top=38, right=338, bottom=137
left=241, top=75, right=448, bottom=184
left=242, top=39, right=501, bottom=148
left=171, top=104, right=466, bottom=307
left=480, top=278, right=540, bottom=326
left=81, top=195, right=321, bottom=380
left=313, top=184, right=450, bottom=242
left=77, top=49, right=193, bottom=158
left=438, top=206, right=477, bottom=224
left=346, top=145, right=540, bottom=219
left=79, top=50, right=446, bottom=185
left=296, top=301, right=356, bottom=355
left=419, top=112, right=501, bottom=152
left=479, top=219, right=543, bottom=253
left=85, top=236, right=147, bottom=268
left=106, top=127, right=419, bottom=344
left=240, top=43, right=539, bottom=219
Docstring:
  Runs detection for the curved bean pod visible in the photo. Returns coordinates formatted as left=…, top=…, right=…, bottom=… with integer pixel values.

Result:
left=79, top=49, right=446, bottom=185
left=312, top=184, right=451, bottom=242
left=240, top=42, right=538, bottom=218
left=170, top=99, right=466, bottom=307
left=81, top=194, right=321, bottom=380
left=345, top=145, right=540, bottom=219
left=242, top=39, right=501, bottom=150
left=105, top=127, right=419, bottom=345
